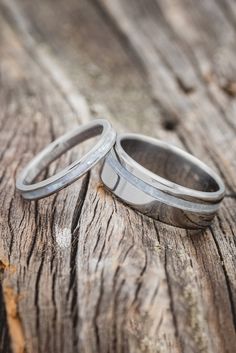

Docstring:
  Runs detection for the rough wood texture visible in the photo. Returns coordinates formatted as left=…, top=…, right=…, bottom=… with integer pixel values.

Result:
left=0, top=0, right=235, bottom=352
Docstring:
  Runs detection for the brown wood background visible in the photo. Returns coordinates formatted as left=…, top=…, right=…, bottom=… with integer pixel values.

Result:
left=0, top=0, right=236, bottom=352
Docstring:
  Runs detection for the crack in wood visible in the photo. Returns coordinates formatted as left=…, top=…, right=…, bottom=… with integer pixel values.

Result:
left=210, top=227, right=236, bottom=329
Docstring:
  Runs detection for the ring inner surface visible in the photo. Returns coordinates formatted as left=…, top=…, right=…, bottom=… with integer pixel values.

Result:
left=121, top=138, right=219, bottom=192
left=25, top=124, right=103, bottom=184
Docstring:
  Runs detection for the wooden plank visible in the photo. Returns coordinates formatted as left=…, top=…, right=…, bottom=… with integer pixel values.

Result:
left=0, top=0, right=235, bottom=352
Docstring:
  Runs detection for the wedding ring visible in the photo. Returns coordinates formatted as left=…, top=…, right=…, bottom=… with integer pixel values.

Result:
left=16, top=119, right=116, bottom=200
left=101, top=133, right=225, bottom=229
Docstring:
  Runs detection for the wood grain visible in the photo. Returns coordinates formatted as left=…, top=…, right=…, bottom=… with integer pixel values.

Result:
left=0, top=0, right=235, bottom=352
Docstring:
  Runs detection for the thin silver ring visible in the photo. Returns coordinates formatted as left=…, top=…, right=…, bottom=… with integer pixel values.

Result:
left=101, top=133, right=225, bottom=229
left=16, top=119, right=116, bottom=200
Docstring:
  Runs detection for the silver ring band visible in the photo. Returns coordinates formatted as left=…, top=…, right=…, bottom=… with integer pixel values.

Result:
left=16, top=119, right=116, bottom=200
left=101, top=134, right=225, bottom=229
left=115, top=134, right=225, bottom=204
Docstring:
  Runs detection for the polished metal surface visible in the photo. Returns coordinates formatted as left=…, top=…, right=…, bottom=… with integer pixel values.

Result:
left=16, top=119, right=116, bottom=200
left=115, top=134, right=225, bottom=204
left=101, top=134, right=225, bottom=229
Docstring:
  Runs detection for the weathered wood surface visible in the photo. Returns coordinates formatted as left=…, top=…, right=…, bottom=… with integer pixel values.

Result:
left=0, top=0, right=235, bottom=352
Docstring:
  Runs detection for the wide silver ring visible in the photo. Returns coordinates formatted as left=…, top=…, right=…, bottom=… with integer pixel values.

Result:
left=101, top=133, right=225, bottom=229
left=16, top=119, right=116, bottom=200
